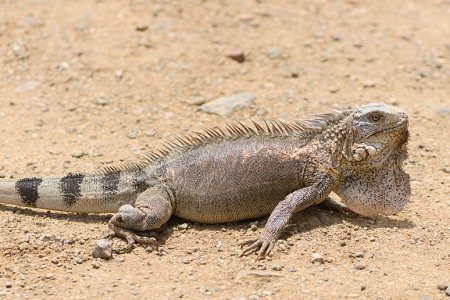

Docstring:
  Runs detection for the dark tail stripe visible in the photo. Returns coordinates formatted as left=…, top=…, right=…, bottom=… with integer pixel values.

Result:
left=61, top=174, right=85, bottom=206
left=101, top=171, right=121, bottom=200
left=15, top=178, right=43, bottom=207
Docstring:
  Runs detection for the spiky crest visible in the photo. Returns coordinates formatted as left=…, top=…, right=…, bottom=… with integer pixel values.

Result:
left=139, top=111, right=351, bottom=166
left=87, top=109, right=351, bottom=176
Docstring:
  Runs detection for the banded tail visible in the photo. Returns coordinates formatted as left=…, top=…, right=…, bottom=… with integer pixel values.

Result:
left=0, top=169, right=150, bottom=213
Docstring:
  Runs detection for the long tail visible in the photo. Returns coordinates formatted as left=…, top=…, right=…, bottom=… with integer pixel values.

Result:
left=0, top=170, right=148, bottom=213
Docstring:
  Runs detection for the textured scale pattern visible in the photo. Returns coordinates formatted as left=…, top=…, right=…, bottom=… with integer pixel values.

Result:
left=0, top=102, right=410, bottom=257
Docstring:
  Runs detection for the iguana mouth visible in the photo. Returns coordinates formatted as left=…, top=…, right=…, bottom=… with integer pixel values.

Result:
left=365, top=120, right=409, bottom=138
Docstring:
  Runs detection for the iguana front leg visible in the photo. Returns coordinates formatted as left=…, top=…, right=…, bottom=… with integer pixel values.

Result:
left=107, top=186, right=173, bottom=252
left=240, top=173, right=337, bottom=260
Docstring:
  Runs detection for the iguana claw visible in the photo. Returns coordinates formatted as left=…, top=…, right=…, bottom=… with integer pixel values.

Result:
left=105, top=223, right=158, bottom=252
left=239, top=237, right=275, bottom=260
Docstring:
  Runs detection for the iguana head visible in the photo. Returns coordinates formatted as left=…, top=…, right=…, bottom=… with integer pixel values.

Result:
left=347, top=102, right=409, bottom=166
left=333, top=102, right=410, bottom=217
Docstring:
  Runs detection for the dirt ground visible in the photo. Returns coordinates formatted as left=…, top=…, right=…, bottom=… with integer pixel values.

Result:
left=1, top=0, right=450, bottom=299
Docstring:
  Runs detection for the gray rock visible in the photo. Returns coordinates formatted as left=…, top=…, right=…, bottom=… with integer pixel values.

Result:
left=138, top=35, right=152, bottom=48
left=267, top=48, right=282, bottom=59
left=127, top=132, right=138, bottom=139
left=92, top=239, right=113, bottom=258
left=436, top=108, right=450, bottom=117
left=94, top=98, right=108, bottom=106
left=318, top=213, right=329, bottom=223
left=420, top=70, right=431, bottom=77
left=446, top=286, right=450, bottom=296
left=198, top=93, right=255, bottom=116
left=271, top=264, right=282, bottom=271
left=308, top=216, right=321, bottom=227
left=16, top=80, right=40, bottom=92
left=255, top=108, right=267, bottom=116
left=40, top=234, right=56, bottom=242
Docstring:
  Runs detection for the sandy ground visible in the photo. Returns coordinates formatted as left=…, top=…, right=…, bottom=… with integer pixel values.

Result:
left=1, top=0, right=450, bottom=299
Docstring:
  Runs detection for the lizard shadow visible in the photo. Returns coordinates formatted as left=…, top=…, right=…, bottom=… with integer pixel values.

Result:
left=0, top=203, right=112, bottom=225
left=286, top=204, right=416, bottom=238
left=0, top=202, right=416, bottom=252
left=156, top=203, right=416, bottom=252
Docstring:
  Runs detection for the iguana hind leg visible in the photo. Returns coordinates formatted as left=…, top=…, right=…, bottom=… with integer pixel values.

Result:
left=107, top=186, right=173, bottom=252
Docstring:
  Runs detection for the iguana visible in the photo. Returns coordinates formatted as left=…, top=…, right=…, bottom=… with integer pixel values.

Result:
left=0, top=102, right=410, bottom=259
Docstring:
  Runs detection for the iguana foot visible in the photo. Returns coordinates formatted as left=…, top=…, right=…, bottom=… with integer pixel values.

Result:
left=240, top=237, right=275, bottom=260
left=106, top=223, right=158, bottom=252
left=320, top=197, right=352, bottom=214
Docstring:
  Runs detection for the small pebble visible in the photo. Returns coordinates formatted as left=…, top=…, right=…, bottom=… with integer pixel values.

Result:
left=92, top=261, right=101, bottom=269
left=189, top=97, right=206, bottom=106
left=420, top=70, right=430, bottom=78
left=362, top=80, right=376, bottom=88
left=178, top=223, right=189, bottom=230
left=311, top=253, right=325, bottom=264
left=255, top=108, right=267, bottom=116
left=267, top=48, right=282, bottom=59
left=308, top=216, right=321, bottom=227
left=92, top=239, right=113, bottom=258
left=271, top=264, right=282, bottom=271
left=437, top=281, right=449, bottom=290
left=318, top=213, right=329, bottom=222
left=72, top=151, right=86, bottom=158
left=40, top=234, right=55, bottom=242
left=127, top=132, right=138, bottom=139
left=227, top=50, right=245, bottom=63
left=135, top=24, right=148, bottom=31
left=138, top=36, right=152, bottom=48
left=94, top=98, right=108, bottom=106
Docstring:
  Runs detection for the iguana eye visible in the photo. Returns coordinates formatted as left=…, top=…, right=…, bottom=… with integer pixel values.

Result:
left=371, top=113, right=382, bottom=122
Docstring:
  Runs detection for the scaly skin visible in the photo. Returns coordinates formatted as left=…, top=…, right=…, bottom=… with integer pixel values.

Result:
left=0, top=102, right=410, bottom=259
